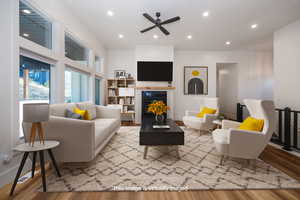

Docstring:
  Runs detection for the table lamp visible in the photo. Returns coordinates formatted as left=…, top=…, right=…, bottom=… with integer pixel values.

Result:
left=23, top=103, right=49, bottom=146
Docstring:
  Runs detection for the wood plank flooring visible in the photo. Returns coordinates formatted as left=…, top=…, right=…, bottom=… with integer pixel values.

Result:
left=1, top=130, right=300, bottom=200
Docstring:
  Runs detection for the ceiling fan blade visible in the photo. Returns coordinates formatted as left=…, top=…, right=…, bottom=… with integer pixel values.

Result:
left=143, top=13, right=156, bottom=24
left=140, top=25, right=157, bottom=33
left=160, top=16, right=180, bottom=25
left=158, top=25, right=170, bottom=35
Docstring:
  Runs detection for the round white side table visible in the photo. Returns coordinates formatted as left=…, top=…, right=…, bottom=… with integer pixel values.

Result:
left=10, top=141, right=61, bottom=196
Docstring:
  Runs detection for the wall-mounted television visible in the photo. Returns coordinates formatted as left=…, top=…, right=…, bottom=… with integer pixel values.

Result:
left=137, top=61, right=173, bottom=81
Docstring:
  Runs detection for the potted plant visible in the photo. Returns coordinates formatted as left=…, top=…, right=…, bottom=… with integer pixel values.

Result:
left=147, top=100, right=170, bottom=123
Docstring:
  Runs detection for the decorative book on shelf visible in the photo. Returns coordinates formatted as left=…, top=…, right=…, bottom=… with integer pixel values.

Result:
left=107, top=78, right=136, bottom=122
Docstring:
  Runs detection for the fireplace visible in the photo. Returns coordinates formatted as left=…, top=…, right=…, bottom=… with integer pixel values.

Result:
left=142, top=91, right=167, bottom=120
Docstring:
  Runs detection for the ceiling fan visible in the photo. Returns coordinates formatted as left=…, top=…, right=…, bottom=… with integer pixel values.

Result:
left=140, top=12, right=181, bottom=35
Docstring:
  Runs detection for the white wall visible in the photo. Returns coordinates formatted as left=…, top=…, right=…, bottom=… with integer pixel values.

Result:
left=106, top=45, right=174, bottom=80
left=217, top=63, right=238, bottom=119
left=0, top=0, right=106, bottom=187
left=0, top=0, right=24, bottom=188
left=107, top=49, right=135, bottom=78
left=135, top=45, right=174, bottom=62
left=107, top=48, right=274, bottom=120
left=171, top=50, right=273, bottom=120
left=274, top=19, right=300, bottom=110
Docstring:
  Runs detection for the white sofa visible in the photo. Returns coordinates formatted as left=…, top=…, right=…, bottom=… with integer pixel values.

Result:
left=23, top=102, right=121, bottom=163
left=212, top=99, right=275, bottom=165
left=182, top=97, right=219, bottom=133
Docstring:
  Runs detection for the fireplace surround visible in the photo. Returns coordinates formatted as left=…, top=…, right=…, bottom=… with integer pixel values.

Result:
left=141, top=91, right=167, bottom=120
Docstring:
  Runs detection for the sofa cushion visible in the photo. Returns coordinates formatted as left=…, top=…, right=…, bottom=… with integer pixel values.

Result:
left=73, top=107, right=90, bottom=120
left=50, top=103, right=76, bottom=117
left=66, top=109, right=82, bottom=119
left=94, top=118, right=119, bottom=148
left=76, top=102, right=97, bottom=120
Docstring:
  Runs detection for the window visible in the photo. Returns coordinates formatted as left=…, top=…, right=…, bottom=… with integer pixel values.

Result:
left=95, top=78, right=102, bottom=105
left=19, top=55, right=51, bottom=137
left=65, top=69, right=89, bottom=103
left=19, top=0, right=52, bottom=49
left=95, top=56, right=101, bottom=73
left=65, top=33, right=89, bottom=67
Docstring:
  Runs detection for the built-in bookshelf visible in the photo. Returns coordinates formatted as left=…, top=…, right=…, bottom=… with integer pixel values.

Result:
left=107, top=78, right=136, bottom=122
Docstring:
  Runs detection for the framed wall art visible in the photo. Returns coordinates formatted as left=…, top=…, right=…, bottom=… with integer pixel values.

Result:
left=184, top=66, right=208, bottom=95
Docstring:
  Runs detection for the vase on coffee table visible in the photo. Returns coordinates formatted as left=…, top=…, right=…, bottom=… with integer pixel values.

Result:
left=155, top=114, right=165, bottom=124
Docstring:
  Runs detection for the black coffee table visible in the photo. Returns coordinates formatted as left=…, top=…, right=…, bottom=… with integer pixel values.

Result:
left=139, top=118, right=184, bottom=159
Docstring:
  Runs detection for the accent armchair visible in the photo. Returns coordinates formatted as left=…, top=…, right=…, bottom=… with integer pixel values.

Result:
left=182, top=97, right=219, bottom=133
left=212, top=99, right=275, bottom=165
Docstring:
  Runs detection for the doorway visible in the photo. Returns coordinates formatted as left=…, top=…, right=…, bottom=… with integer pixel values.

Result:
left=216, top=63, right=238, bottom=120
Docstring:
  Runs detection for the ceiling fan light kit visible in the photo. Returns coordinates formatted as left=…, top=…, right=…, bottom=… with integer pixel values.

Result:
left=141, top=12, right=181, bottom=35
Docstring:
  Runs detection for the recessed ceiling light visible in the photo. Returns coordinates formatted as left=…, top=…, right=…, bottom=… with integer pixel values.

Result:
left=251, top=24, right=258, bottom=29
left=23, top=33, right=30, bottom=37
left=153, top=34, right=158, bottom=39
left=225, top=41, right=231, bottom=45
left=202, top=11, right=210, bottom=17
left=107, top=10, right=114, bottom=16
left=187, top=35, right=192, bottom=39
left=22, top=9, right=31, bottom=14
left=118, top=34, right=124, bottom=39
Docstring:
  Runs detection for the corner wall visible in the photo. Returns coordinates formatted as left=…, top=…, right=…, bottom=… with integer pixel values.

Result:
left=274, top=19, right=300, bottom=110
left=0, top=0, right=23, bottom=187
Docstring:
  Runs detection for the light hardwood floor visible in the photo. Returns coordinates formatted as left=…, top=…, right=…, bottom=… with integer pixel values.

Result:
left=1, top=139, right=300, bottom=200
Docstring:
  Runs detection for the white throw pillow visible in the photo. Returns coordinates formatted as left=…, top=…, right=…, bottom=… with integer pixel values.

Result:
left=76, top=102, right=97, bottom=120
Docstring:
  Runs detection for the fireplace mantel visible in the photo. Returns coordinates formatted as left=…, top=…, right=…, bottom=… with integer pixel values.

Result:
left=135, top=86, right=176, bottom=90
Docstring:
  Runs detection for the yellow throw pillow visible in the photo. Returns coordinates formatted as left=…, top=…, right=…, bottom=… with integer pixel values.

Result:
left=196, top=107, right=217, bottom=118
left=239, top=117, right=264, bottom=132
left=73, top=107, right=91, bottom=120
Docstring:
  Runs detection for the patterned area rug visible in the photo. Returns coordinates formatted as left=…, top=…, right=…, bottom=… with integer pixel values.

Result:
left=44, top=126, right=300, bottom=191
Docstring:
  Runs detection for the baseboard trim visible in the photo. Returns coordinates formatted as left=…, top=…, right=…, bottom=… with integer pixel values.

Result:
left=0, top=160, right=31, bottom=187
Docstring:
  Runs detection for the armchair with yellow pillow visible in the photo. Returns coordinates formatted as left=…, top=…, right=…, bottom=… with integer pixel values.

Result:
left=183, top=97, right=219, bottom=134
left=212, top=99, right=275, bottom=165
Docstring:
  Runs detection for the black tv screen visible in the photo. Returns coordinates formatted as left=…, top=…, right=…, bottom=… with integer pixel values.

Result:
left=137, top=61, right=173, bottom=81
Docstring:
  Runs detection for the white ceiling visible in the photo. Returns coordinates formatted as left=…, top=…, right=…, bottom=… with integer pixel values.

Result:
left=63, top=0, right=300, bottom=50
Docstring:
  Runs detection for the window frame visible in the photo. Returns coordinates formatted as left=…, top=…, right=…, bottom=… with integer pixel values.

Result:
left=94, top=55, right=103, bottom=74
left=95, top=76, right=102, bottom=105
left=64, top=67, right=91, bottom=103
left=64, top=32, right=90, bottom=68
left=19, top=0, right=53, bottom=49
left=18, top=52, right=54, bottom=139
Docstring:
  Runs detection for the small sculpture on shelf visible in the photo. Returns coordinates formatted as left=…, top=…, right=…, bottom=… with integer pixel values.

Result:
left=114, top=70, right=126, bottom=79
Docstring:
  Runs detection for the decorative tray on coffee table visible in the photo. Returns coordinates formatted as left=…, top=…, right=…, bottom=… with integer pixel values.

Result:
left=152, top=125, right=170, bottom=129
